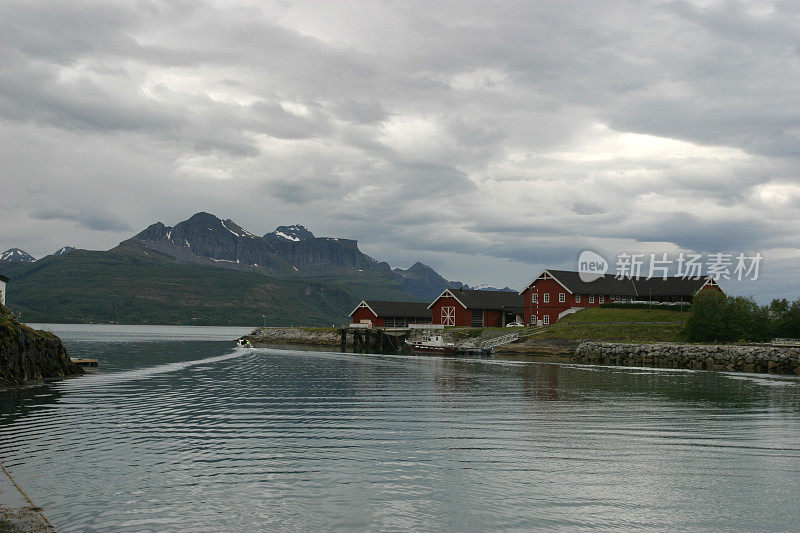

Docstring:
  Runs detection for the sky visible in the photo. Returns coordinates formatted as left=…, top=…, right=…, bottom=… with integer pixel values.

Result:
left=1, top=0, right=799, bottom=302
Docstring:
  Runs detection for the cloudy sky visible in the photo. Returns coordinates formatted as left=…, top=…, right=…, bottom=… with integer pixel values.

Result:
left=1, top=0, right=799, bottom=301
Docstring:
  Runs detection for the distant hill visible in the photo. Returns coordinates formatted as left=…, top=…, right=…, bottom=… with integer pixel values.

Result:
left=1, top=212, right=479, bottom=325
left=392, top=262, right=467, bottom=301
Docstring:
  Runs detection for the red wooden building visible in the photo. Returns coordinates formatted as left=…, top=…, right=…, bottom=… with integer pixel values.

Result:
left=520, top=269, right=724, bottom=326
left=349, top=300, right=432, bottom=327
left=428, top=289, right=523, bottom=327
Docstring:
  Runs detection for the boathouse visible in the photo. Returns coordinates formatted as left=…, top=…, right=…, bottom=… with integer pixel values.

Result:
left=428, top=289, right=523, bottom=327
left=0, top=273, right=7, bottom=306
left=520, top=269, right=724, bottom=326
left=349, top=300, right=432, bottom=327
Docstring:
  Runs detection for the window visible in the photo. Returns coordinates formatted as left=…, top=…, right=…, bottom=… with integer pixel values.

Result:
left=575, top=294, right=581, bottom=303
left=471, top=309, right=484, bottom=327
left=543, top=315, right=550, bottom=325
left=532, top=293, right=538, bottom=304
left=559, top=293, right=565, bottom=303
left=599, top=295, right=604, bottom=304
left=531, top=315, right=537, bottom=325
left=543, top=293, right=550, bottom=303
left=589, top=295, right=595, bottom=303
left=441, top=306, right=456, bottom=326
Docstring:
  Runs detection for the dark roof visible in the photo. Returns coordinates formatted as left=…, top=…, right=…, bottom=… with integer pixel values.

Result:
left=634, top=276, right=713, bottom=297
left=440, top=289, right=523, bottom=310
left=0, top=273, right=8, bottom=283
left=538, top=270, right=712, bottom=297
left=351, top=300, right=432, bottom=318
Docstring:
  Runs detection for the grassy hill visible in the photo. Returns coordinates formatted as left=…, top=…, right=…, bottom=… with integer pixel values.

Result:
left=532, top=307, right=687, bottom=342
left=2, top=248, right=413, bottom=326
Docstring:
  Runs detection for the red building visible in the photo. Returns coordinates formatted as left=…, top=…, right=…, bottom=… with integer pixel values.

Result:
left=349, top=300, right=432, bottom=327
left=428, top=289, right=523, bottom=327
left=520, top=270, right=724, bottom=326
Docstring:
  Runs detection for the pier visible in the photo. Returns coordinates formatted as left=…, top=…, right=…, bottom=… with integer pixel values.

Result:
left=340, top=324, right=424, bottom=352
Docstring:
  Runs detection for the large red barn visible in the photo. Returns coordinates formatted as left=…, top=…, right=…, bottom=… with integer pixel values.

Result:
left=428, top=288, right=523, bottom=327
left=520, top=269, right=724, bottom=326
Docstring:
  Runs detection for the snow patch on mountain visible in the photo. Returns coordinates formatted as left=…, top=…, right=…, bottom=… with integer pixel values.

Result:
left=53, top=246, right=76, bottom=256
left=275, top=231, right=300, bottom=242
left=0, top=248, right=36, bottom=262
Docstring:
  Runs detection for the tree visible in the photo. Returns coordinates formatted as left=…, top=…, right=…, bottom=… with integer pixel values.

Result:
left=683, top=290, right=729, bottom=342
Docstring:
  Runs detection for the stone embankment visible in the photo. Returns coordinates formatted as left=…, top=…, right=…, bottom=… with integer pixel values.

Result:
left=574, top=342, right=800, bottom=375
left=243, top=327, right=345, bottom=346
left=0, top=305, right=83, bottom=387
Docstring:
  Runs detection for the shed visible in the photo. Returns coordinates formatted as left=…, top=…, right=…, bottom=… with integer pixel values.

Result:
left=349, top=300, right=432, bottom=327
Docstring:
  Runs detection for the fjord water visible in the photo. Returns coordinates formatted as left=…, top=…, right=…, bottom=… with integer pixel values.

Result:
left=1, top=326, right=799, bottom=531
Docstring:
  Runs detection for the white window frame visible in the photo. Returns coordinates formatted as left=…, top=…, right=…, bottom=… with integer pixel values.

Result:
left=441, top=306, right=456, bottom=326
left=543, top=315, right=550, bottom=325
left=575, top=294, right=581, bottom=303
left=531, top=315, right=537, bottom=325
left=589, top=295, right=595, bottom=303
left=599, top=295, right=604, bottom=304
left=559, top=293, right=565, bottom=303
left=543, top=293, right=550, bottom=303
left=532, top=293, right=538, bottom=304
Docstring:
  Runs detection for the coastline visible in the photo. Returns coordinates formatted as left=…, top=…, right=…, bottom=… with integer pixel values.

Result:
left=241, top=326, right=800, bottom=376
left=0, top=462, right=52, bottom=532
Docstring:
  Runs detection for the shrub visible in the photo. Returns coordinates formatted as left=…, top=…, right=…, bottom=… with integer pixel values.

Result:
left=683, top=292, right=798, bottom=343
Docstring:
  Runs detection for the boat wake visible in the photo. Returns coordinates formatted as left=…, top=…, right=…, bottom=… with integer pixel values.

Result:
left=61, top=347, right=253, bottom=389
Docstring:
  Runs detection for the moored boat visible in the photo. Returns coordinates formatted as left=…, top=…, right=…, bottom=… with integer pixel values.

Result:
left=405, top=335, right=457, bottom=356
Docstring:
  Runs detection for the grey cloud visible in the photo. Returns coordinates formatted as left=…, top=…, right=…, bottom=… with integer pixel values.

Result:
left=1, top=0, right=799, bottom=300
left=31, top=208, right=133, bottom=232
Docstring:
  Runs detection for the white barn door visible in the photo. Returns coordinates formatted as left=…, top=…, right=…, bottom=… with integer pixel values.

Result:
left=441, top=306, right=455, bottom=326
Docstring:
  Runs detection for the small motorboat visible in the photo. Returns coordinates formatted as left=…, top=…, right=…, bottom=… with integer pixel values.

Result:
left=236, top=338, right=253, bottom=348
left=405, top=335, right=457, bottom=356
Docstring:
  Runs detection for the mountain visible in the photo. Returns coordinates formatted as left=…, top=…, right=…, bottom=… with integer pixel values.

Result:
left=268, top=225, right=315, bottom=241
left=122, top=212, right=390, bottom=275
left=392, top=262, right=467, bottom=301
left=53, top=246, right=76, bottom=256
left=3, top=247, right=410, bottom=325
left=0, top=248, right=36, bottom=262
left=2, top=212, right=479, bottom=325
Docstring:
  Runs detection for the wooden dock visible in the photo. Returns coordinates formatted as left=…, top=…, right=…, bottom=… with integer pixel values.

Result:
left=70, top=357, right=99, bottom=368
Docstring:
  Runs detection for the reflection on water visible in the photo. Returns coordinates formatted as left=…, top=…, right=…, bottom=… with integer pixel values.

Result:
left=0, top=326, right=799, bottom=531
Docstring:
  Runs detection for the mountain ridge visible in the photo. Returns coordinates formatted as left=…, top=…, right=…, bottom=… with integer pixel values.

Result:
left=1, top=212, right=486, bottom=324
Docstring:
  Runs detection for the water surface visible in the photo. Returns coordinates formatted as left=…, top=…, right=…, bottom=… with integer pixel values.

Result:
left=1, top=325, right=799, bottom=531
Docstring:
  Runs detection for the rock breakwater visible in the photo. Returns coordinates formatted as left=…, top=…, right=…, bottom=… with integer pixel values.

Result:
left=243, top=327, right=345, bottom=346
left=574, top=342, right=800, bottom=375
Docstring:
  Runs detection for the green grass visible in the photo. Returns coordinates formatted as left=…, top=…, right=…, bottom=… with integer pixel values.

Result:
left=531, top=307, right=686, bottom=342
left=556, top=307, right=689, bottom=324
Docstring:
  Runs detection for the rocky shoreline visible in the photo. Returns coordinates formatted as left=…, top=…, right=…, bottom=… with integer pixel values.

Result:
left=574, top=341, right=800, bottom=375
left=0, top=305, right=83, bottom=388
left=242, top=327, right=346, bottom=347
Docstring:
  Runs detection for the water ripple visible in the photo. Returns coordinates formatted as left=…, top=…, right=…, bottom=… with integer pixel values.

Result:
left=1, top=337, right=799, bottom=532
